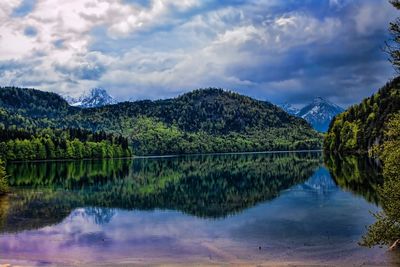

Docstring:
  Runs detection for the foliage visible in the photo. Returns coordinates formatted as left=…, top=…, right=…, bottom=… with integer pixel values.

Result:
left=387, top=1, right=400, bottom=72
left=130, top=116, right=321, bottom=155
left=0, top=87, right=70, bottom=118
left=361, top=113, right=400, bottom=248
left=324, top=77, right=400, bottom=154
left=0, top=127, right=131, bottom=161
left=0, top=159, right=8, bottom=194
left=0, top=87, right=322, bottom=156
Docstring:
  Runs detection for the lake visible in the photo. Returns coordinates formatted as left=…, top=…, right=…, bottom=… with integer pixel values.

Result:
left=0, top=152, right=399, bottom=266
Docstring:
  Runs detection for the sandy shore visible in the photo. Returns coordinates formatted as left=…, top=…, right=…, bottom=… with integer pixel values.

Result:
left=0, top=257, right=397, bottom=267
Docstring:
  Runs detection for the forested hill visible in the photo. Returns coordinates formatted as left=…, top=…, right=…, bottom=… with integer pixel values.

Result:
left=324, top=77, right=400, bottom=154
left=0, top=87, right=70, bottom=116
left=76, top=88, right=311, bottom=134
left=0, top=87, right=322, bottom=156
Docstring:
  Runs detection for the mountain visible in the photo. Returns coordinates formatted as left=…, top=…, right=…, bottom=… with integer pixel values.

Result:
left=296, top=97, right=344, bottom=132
left=279, top=102, right=299, bottom=115
left=65, top=88, right=117, bottom=108
left=0, top=87, right=322, bottom=155
left=324, top=77, right=400, bottom=154
left=278, top=97, right=344, bottom=132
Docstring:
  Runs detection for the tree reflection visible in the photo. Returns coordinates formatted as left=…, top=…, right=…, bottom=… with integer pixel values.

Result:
left=324, top=154, right=382, bottom=205
left=1, top=152, right=322, bottom=233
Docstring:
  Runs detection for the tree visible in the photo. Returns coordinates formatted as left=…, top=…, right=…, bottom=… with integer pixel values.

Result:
left=391, top=0, right=400, bottom=9
left=361, top=113, right=400, bottom=249
left=386, top=1, right=400, bottom=72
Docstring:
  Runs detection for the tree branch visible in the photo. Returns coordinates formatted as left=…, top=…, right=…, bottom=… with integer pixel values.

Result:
left=389, top=239, right=400, bottom=251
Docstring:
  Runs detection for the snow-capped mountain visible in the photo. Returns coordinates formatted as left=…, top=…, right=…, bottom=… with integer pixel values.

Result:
left=65, top=88, right=117, bottom=108
left=62, top=95, right=77, bottom=105
left=279, top=102, right=299, bottom=115
left=297, top=97, right=344, bottom=132
left=278, top=97, right=343, bottom=132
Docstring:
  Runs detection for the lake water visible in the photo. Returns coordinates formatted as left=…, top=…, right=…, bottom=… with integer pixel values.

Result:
left=0, top=152, right=399, bottom=266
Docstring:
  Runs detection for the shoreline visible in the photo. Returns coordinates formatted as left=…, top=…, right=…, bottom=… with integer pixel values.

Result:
left=0, top=258, right=393, bottom=267
left=6, top=149, right=323, bottom=164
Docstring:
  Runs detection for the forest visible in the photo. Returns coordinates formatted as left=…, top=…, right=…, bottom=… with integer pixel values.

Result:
left=0, top=82, right=324, bottom=195
left=360, top=113, right=400, bottom=249
left=326, top=110, right=400, bottom=249
left=0, top=87, right=322, bottom=157
left=0, top=127, right=131, bottom=161
left=324, top=77, right=400, bottom=154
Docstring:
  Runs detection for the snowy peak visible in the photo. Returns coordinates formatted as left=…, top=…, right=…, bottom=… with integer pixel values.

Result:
left=297, top=97, right=344, bottom=132
left=65, top=88, right=117, bottom=108
left=278, top=97, right=344, bottom=132
left=279, top=102, right=299, bottom=115
left=310, top=96, right=342, bottom=110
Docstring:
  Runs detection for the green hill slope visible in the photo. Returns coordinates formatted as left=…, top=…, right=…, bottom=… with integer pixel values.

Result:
left=0, top=87, right=322, bottom=156
left=324, top=77, right=400, bottom=154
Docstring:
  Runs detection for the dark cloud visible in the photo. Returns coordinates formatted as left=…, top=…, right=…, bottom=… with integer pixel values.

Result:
left=0, top=60, right=25, bottom=74
left=55, top=63, right=106, bottom=81
left=200, top=0, right=396, bottom=106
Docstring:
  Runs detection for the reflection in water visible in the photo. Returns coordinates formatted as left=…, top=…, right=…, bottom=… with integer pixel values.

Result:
left=1, top=152, right=321, bottom=233
left=82, top=207, right=116, bottom=225
left=0, top=152, right=397, bottom=266
left=324, top=154, right=383, bottom=204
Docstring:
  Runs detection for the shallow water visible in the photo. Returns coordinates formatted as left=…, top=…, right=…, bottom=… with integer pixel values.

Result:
left=0, top=152, right=398, bottom=266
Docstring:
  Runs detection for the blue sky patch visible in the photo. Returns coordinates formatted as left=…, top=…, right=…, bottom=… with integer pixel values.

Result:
left=12, top=0, right=36, bottom=17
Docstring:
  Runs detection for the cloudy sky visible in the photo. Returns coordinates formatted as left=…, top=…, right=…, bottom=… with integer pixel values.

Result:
left=0, top=0, right=398, bottom=106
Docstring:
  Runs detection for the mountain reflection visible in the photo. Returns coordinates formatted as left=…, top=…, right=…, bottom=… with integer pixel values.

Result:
left=1, top=152, right=323, bottom=232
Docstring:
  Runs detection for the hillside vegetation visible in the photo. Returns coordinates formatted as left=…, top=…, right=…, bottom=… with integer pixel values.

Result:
left=0, top=87, right=322, bottom=156
left=0, top=128, right=131, bottom=161
left=361, top=113, right=400, bottom=249
left=324, top=77, right=400, bottom=154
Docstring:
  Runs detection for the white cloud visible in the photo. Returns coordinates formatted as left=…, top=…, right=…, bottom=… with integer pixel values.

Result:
left=0, top=0, right=396, bottom=105
left=0, top=0, right=21, bottom=21
left=96, top=11, right=342, bottom=99
left=0, top=0, right=206, bottom=95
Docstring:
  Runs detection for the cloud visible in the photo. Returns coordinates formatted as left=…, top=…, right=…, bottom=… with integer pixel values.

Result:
left=0, top=0, right=397, bottom=105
